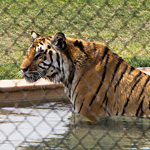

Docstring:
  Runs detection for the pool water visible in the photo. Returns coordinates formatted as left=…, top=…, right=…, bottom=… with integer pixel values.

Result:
left=0, top=101, right=150, bottom=150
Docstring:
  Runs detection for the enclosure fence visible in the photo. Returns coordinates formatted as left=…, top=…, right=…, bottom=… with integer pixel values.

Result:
left=1, top=0, right=150, bottom=149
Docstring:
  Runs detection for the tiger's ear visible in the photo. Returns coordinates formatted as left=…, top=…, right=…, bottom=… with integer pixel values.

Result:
left=31, top=31, right=40, bottom=40
left=53, top=32, right=66, bottom=50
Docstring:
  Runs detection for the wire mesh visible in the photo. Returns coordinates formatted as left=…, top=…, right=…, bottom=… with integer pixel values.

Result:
left=1, top=0, right=150, bottom=149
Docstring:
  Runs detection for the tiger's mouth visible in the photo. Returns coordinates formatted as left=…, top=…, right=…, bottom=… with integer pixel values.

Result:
left=22, top=71, right=42, bottom=83
left=21, top=68, right=61, bottom=83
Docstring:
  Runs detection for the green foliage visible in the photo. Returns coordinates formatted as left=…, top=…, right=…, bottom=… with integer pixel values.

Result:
left=1, top=0, right=150, bottom=79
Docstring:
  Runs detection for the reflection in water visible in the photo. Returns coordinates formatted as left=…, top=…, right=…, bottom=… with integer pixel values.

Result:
left=0, top=101, right=150, bottom=150
left=0, top=101, right=72, bottom=150
left=23, top=108, right=150, bottom=150
left=66, top=115, right=150, bottom=150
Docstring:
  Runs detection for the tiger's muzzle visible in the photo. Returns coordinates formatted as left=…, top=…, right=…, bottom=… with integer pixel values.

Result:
left=21, top=68, right=42, bottom=83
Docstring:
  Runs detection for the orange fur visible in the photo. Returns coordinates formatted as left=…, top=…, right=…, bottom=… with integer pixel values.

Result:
left=21, top=32, right=150, bottom=121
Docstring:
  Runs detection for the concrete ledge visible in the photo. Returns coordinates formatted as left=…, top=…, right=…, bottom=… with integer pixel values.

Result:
left=0, top=79, right=68, bottom=107
left=0, top=79, right=63, bottom=92
left=0, top=68, right=150, bottom=107
left=137, top=67, right=150, bottom=75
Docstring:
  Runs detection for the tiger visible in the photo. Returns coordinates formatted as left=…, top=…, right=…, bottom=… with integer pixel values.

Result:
left=20, top=31, right=150, bottom=121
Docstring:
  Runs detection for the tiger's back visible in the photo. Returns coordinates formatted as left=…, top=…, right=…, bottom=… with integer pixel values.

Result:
left=66, top=37, right=150, bottom=121
left=21, top=31, right=150, bottom=121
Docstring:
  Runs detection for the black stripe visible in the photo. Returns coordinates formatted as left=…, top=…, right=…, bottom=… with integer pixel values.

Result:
left=42, top=62, right=51, bottom=66
left=47, top=38, right=51, bottom=41
left=133, top=71, right=142, bottom=81
left=121, top=72, right=143, bottom=112
left=72, top=75, right=83, bottom=99
left=122, top=74, right=145, bottom=115
left=74, top=92, right=79, bottom=111
left=119, top=72, right=142, bottom=115
left=34, top=53, right=42, bottom=60
left=42, top=38, right=45, bottom=42
left=78, top=99, right=84, bottom=113
left=48, top=65, right=56, bottom=70
left=56, top=67, right=61, bottom=72
left=68, top=64, right=76, bottom=98
left=136, top=96, right=145, bottom=117
left=68, top=64, right=76, bottom=85
left=44, top=56, right=47, bottom=61
left=74, top=40, right=87, bottom=55
left=101, top=47, right=109, bottom=63
left=121, top=77, right=142, bottom=115
left=56, top=53, right=60, bottom=68
left=62, top=59, right=65, bottom=78
left=38, top=65, right=45, bottom=69
left=89, top=54, right=109, bottom=107
left=49, top=51, right=53, bottom=63
left=116, top=109, right=119, bottom=116
left=138, top=75, right=150, bottom=101
left=121, top=98, right=130, bottom=116
left=100, top=96, right=110, bottom=115
left=93, top=42, right=96, bottom=51
left=113, top=53, right=119, bottom=57
left=112, top=57, right=123, bottom=82
left=130, top=76, right=143, bottom=95
left=100, top=94, right=107, bottom=109
left=114, top=65, right=128, bottom=92
left=100, top=57, right=123, bottom=108
left=44, top=49, right=48, bottom=55
left=47, top=45, right=51, bottom=49
left=140, top=101, right=144, bottom=117
left=129, top=66, right=135, bottom=74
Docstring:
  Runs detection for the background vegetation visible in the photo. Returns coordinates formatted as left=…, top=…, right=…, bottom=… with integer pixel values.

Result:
left=1, top=0, right=150, bottom=79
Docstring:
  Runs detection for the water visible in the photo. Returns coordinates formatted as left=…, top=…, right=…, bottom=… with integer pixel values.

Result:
left=0, top=101, right=72, bottom=150
left=0, top=101, right=150, bottom=150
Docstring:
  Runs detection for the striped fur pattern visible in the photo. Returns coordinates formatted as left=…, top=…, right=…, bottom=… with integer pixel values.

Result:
left=21, top=31, right=150, bottom=121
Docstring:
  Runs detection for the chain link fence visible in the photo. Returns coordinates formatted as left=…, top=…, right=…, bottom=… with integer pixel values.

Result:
left=1, top=0, right=150, bottom=149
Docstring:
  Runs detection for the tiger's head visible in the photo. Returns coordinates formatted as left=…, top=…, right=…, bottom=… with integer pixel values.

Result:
left=20, top=31, right=70, bottom=83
